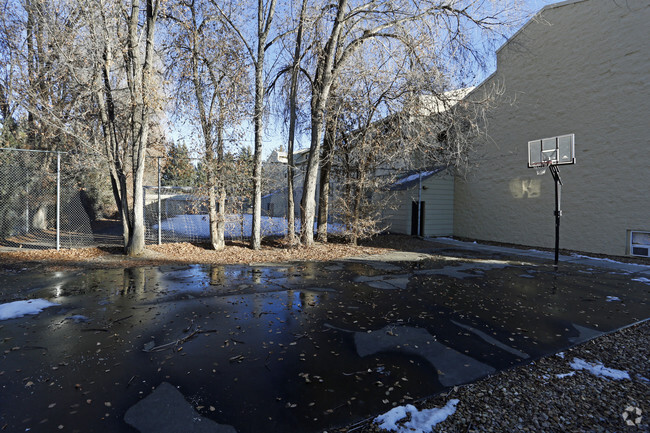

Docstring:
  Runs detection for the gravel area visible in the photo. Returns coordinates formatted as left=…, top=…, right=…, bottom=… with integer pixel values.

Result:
left=338, top=320, right=650, bottom=433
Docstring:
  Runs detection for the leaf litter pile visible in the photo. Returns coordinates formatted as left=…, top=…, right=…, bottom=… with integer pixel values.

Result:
left=0, top=235, right=436, bottom=272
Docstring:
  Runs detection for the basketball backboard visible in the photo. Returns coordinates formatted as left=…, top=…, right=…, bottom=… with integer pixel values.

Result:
left=528, top=134, right=575, bottom=168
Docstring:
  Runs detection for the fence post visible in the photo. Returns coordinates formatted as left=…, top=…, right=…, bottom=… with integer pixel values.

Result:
left=56, top=152, right=61, bottom=251
left=158, top=157, right=162, bottom=245
left=25, top=185, right=29, bottom=234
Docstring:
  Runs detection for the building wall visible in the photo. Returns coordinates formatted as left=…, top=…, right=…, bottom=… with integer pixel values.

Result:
left=262, top=192, right=287, bottom=217
left=454, top=0, right=650, bottom=256
left=385, top=174, right=454, bottom=237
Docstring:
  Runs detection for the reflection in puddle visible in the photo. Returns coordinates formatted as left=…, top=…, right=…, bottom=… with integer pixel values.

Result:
left=569, top=323, right=603, bottom=344
left=2, top=258, right=648, bottom=433
left=355, top=325, right=495, bottom=387
left=451, top=320, right=529, bottom=359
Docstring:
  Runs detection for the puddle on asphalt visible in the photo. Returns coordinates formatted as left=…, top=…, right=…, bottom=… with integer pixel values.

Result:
left=0, top=258, right=648, bottom=433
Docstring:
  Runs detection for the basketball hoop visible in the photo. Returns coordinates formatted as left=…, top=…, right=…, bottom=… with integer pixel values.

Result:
left=534, top=161, right=551, bottom=176
left=527, top=134, right=575, bottom=173
left=526, top=134, right=576, bottom=266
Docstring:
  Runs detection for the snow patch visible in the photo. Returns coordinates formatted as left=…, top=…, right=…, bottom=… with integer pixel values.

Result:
left=374, top=399, right=459, bottom=433
left=556, top=371, right=576, bottom=379
left=632, top=277, right=650, bottom=285
left=154, top=214, right=344, bottom=238
left=636, top=374, right=649, bottom=383
left=570, top=253, right=647, bottom=268
left=569, top=358, right=630, bottom=380
left=0, top=299, right=60, bottom=320
left=605, top=296, right=621, bottom=302
left=392, top=170, right=438, bottom=186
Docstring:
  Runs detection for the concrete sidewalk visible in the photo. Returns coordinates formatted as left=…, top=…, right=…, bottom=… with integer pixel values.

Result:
left=426, top=237, right=650, bottom=276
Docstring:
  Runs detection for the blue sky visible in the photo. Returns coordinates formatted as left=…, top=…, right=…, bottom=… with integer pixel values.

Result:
left=171, top=0, right=564, bottom=158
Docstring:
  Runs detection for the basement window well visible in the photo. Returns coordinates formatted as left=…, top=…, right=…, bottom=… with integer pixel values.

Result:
left=630, top=231, right=650, bottom=257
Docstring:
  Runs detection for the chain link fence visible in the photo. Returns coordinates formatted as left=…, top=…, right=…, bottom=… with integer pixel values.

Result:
left=0, top=147, right=336, bottom=250
left=143, top=156, right=290, bottom=244
left=143, top=185, right=294, bottom=244
left=0, top=148, right=105, bottom=249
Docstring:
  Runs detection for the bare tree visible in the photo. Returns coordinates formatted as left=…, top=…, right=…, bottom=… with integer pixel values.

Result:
left=213, top=0, right=282, bottom=250
left=329, top=61, right=404, bottom=244
left=166, top=0, right=249, bottom=250
left=283, top=0, right=308, bottom=246
left=0, top=0, right=93, bottom=228
left=298, top=0, right=523, bottom=246
left=0, top=2, right=22, bottom=146
left=329, top=50, right=506, bottom=245
left=0, top=0, right=525, bottom=253
left=89, top=0, right=162, bottom=255
left=315, top=90, right=342, bottom=242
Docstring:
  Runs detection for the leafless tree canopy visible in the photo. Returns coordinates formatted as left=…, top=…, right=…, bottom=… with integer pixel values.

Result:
left=0, top=0, right=527, bottom=250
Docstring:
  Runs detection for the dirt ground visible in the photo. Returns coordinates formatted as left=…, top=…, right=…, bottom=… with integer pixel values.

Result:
left=1, top=233, right=648, bottom=273
left=0, top=234, right=439, bottom=272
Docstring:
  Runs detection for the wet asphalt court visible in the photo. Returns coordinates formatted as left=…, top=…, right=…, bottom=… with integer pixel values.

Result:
left=1, top=245, right=649, bottom=433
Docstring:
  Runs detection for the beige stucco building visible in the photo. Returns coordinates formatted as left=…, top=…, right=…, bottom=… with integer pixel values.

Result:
left=453, top=0, right=650, bottom=257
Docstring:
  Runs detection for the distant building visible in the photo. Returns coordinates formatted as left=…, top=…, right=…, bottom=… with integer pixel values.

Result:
left=382, top=168, right=454, bottom=237
left=260, top=88, right=472, bottom=237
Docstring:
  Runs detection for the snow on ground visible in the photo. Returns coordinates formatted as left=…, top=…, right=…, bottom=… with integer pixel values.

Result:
left=154, top=214, right=344, bottom=238
left=632, top=277, right=650, bottom=285
left=374, top=399, right=459, bottom=433
left=0, top=299, right=59, bottom=321
left=570, top=253, right=648, bottom=268
left=605, top=296, right=621, bottom=302
left=569, top=358, right=630, bottom=380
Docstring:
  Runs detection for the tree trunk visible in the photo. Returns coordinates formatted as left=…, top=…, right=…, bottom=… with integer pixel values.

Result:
left=187, top=1, right=224, bottom=251
left=250, top=56, right=264, bottom=249
left=300, top=108, right=324, bottom=246
left=300, top=0, right=347, bottom=247
left=95, top=59, right=131, bottom=248
left=316, top=168, right=330, bottom=242
left=285, top=0, right=307, bottom=246
left=127, top=118, right=149, bottom=256
left=208, top=174, right=219, bottom=249
left=212, top=114, right=226, bottom=250
left=287, top=143, right=296, bottom=244
left=216, top=181, right=226, bottom=248
left=218, top=0, right=276, bottom=250
left=108, top=155, right=131, bottom=248
left=316, top=112, right=337, bottom=242
left=350, top=171, right=364, bottom=246
left=126, top=0, right=158, bottom=256
left=250, top=0, right=275, bottom=250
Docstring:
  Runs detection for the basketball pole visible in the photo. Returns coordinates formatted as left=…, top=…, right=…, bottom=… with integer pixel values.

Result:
left=549, top=165, right=562, bottom=265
